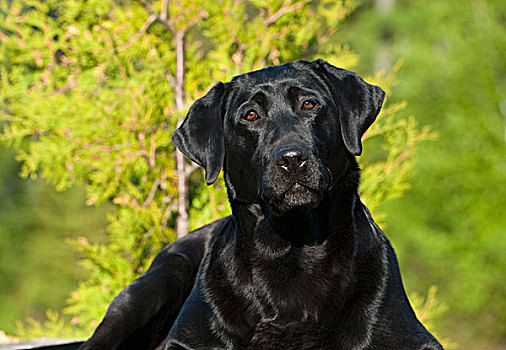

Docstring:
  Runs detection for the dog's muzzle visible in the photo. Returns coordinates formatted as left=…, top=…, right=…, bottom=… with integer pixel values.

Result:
left=262, top=145, right=326, bottom=215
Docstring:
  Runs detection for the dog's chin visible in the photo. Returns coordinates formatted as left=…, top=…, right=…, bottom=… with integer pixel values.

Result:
left=267, top=183, right=323, bottom=216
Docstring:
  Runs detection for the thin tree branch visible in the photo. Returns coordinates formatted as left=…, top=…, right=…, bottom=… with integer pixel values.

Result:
left=161, top=202, right=177, bottom=232
left=137, top=130, right=153, bottom=169
left=139, top=0, right=201, bottom=238
left=50, top=70, right=80, bottom=95
left=140, top=0, right=189, bottom=238
left=224, top=9, right=247, bottom=69
left=266, top=0, right=308, bottom=27
left=182, top=8, right=208, bottom=30
left=149, top=134, right=156, bottom=168
left=171, top=28, right=189, bottom=238
left=111, top=52, right=129, bottom=85
left=165, top=69, right=176, bottom=90
left=118, top=14, right=157, bottom=52
left=184, top=163, right=200, bottom=178
left=175, top=148, right=188, bottom=238
left=386, top=147, right=411, bottom=172
left=140, top=0, right=176, bottom=34
left=133, top=226, right=156, bottom=274
left=108, top=37, right=145, bottom=121
left=161, top=0, right=169, bottom=21
left=174, top=32, right=185, bottom=110
left=161, top=168, right=168, bottom=191
left=142, top=178, right=160, bottom=207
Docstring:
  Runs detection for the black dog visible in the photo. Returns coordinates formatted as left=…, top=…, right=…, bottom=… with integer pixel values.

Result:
left=80, top=60, right=443, bottom=350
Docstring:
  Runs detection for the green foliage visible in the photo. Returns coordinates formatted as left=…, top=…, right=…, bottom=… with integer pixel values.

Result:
left=189, top=173, right=231, bottom=231
left=409, top=286, right=456, bottom=349
left=0, top=0, right=438, bottom=340
left=359, top=63, right=437, bottom=221
left=15, top=310, right=84, bottom=340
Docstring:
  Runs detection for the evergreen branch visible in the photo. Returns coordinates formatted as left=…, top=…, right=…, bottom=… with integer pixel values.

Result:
left=118, top=14, right=157, bottom=52
left=224, top=8, right=247, bottom=68
left=383, top=129, right=430, bottom=173
left=316, top=6, right=350, bottom=45
left=133, top=227, right=156, bottom=274
left=108, top=38, right=144, bottom=122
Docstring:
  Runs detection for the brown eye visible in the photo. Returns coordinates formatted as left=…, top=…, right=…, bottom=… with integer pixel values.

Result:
left=245, top=110, right=259, bottom=121
left=302, top=100, right=316, bottom=110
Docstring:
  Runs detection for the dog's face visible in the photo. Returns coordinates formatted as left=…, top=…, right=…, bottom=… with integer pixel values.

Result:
left=222, top=65, right=344, bottom=215
left=173, top=60, right=384, bottom=215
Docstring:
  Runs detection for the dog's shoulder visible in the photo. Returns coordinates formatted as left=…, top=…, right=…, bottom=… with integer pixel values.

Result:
left=158, top=216, right=233, bottom=270
left=165, top=278, right=225, bottom=349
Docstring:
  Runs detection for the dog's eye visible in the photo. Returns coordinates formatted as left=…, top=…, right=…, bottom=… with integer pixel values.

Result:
left=302, top=100, right=316, bottom=110
left=244, top=110, right=259, bottom=121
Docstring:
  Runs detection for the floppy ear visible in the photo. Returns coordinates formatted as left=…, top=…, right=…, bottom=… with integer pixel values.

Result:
left=172, top=82, right=227, bottom=185
left=314, top=59, right=385, bottom=156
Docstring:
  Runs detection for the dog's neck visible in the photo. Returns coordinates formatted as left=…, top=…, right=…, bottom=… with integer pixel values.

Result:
left=228, top=167, right=361, bottom=250
left=216, top=168, right=362, bottom=327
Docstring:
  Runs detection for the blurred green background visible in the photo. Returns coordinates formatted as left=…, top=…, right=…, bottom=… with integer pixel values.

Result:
left=341, top=0, right=506, bottom=348
left=0, top=0, right=505, bottom=349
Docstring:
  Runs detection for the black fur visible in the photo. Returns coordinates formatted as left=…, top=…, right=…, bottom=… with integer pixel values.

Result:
left=80, top=60, right=443, bottom=350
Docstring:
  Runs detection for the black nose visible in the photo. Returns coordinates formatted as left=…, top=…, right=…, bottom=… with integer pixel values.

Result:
left=275, top=145, right=309, bottom=173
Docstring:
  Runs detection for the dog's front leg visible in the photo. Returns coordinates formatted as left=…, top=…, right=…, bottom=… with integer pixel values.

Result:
left=79, top=222, right=221, bottom=350
left=79, top=251, right=195, bottom=350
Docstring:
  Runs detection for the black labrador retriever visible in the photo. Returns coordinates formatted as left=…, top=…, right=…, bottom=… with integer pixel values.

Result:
left=80, top=59, right=443, bottom=350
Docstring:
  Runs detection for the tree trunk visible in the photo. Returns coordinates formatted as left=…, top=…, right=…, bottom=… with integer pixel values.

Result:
left=174, top=31, right=189, bottom=239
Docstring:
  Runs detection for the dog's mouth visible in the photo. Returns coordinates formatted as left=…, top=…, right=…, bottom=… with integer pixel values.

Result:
left=267, top=182, right=324, bottom=216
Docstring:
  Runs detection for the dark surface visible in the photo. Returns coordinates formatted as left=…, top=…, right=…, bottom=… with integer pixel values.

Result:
left=80, top=60, right=443, bottom=349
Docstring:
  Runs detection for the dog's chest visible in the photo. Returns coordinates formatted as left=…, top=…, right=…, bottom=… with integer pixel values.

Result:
left=249, top=248, right=340, bottom=322
left=249, top=321, right=336, bottom=349
left=207, top=247, right=347, bottom=346
left=239, top=250, right=350, bottom=345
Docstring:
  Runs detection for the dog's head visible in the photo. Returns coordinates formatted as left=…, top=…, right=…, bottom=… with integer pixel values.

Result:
left=173, top=60, right=384, bottom=215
